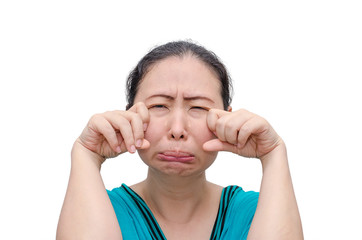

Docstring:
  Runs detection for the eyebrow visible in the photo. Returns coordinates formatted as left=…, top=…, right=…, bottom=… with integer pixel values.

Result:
left=146, top=94, right=215, bottom=103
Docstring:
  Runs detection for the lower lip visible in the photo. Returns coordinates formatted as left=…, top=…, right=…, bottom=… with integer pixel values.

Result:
left=158, top=153, right=195, bottom=163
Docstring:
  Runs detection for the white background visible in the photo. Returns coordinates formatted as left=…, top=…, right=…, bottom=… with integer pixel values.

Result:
left=1, top=1, right=361, bottom=239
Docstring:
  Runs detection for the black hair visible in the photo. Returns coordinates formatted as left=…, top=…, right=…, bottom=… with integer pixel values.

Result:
left=125, top=40, right=233, bottom=110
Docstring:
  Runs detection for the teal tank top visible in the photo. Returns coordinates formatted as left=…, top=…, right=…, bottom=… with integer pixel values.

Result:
left=107, top=184, right=258, bottom=239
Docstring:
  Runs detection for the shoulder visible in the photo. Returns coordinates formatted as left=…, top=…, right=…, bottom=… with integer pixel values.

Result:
left=224, top=185, right=259, bottom=211
left=107, top=184, right=126, bottom=199
left=222, top=185, right=259, bottom=227
left=107, top=184, right=134, bottom=207
left=225, top=186, right=259, bottom=228
left=217, top=185, right=259, bottom=220
left=211, top=186, right=259, bottom=239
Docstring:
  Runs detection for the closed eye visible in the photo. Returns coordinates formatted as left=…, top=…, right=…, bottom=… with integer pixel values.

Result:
left=191, top=106, right=209, bottom=111
left=149, top=104, right=168, bottom=109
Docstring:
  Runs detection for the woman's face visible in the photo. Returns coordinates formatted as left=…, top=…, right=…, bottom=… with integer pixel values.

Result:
left=134, top=55, right=225, bottom=177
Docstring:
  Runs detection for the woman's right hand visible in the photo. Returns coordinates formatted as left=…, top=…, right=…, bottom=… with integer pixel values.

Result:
left=75, top=102, right=150, bottom=162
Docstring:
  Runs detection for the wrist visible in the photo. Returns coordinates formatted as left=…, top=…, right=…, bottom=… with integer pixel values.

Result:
left=259, top=140, right=288, bottom=169
left=71, top=140, right=105, bottom=170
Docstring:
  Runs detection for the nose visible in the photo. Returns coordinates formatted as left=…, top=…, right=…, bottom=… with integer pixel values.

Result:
left=168, top=109, right=188, bottom=140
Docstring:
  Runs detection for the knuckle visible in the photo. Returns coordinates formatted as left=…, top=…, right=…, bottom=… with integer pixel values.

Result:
left=134, top=102, right=146, bottom=108
left=137, top=103, right=150, bottom=120
left=239, top=126, right=251, bottom=136
left=113, top=110, right=127, bottom=118
left=104, top=110, right=127, bottom=120
left=226, top=133, right=237, bottom=143
left=237, top=108, right=248, bottom=114
left=225, top=121, right=234, bottom=129
left=90, top=113, right=101, bottom=120
left=90, top=113, right=103, bottom=124
left=215, top=120, right=222, bottom=129
left=117, top=116, right=129, bottom=126
left=104, top=124, right=115, bottom=134
left=208, top=109, right=217, bottom=114
left=215, top=118, right=226, bottom=128
left=129, top=112, right=141, bottom=123
left=129, top=102, right=146, bottom=112
left=142, top=111, right=150, bottom=122
left=124, top=135, right=134, bottom=145
left=134, top=131, right=144, bottom=140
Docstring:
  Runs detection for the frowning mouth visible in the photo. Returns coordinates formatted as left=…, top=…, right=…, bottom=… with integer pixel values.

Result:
left=157, top=151, right=195, bottom=163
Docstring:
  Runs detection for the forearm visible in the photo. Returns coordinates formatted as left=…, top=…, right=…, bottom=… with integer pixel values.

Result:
left=247, top=143, right=303, bottom=240
left=56, top=142, right=122, bottom=240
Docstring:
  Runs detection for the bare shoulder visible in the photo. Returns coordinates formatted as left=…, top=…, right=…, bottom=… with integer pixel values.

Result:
left=206, top=181, right=224, bottom=202
left=207, top=181, right=224, bottom=193
left=128, top=181, right=146, bottom=198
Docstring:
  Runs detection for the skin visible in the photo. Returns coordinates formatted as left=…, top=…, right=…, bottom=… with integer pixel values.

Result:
left=56, top=54, right=303, bottom=239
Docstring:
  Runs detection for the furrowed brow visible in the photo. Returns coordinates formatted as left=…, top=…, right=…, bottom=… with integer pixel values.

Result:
left=146, top=94, right=174, bottom=100
left=184, top=96, right=215, bottom=103
left=146, top=94, right=214, bottom=103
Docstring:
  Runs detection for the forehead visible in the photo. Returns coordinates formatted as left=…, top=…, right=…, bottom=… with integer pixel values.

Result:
left=136, top=56, right=222, bottom=102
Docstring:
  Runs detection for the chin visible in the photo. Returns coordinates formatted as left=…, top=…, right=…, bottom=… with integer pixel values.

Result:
left=146, top=159, right=217, bottom=179
left=138, top=147, right=218, bottom=177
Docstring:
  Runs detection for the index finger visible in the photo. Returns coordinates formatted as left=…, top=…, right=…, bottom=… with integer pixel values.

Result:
left=128, top=102, right=150, bottom=130
left=206, top=108, right=229, bottom=132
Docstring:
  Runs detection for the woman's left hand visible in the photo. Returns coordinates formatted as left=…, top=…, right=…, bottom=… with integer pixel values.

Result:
left=203, top=109, right=283, bottom=159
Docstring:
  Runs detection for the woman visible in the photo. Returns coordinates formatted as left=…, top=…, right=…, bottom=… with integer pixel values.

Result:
left=57, top=41, right=303, bottom=239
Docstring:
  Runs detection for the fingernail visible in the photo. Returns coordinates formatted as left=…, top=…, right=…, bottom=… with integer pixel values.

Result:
left=130, top=145, right=136, bottom=153
left=143, top=123, right=148, bottom=131
left=116, top=146, right=121, bottom=153
left=136, top=139, right=142, bottom=148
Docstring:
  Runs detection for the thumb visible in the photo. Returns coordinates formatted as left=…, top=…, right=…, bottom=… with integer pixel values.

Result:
left=203, top=139, right=238, bottom=153
left=138, top=139, right=150, bottom=150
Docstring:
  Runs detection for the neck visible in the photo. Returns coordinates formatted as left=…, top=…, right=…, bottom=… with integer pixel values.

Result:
left=140, top=168, right=211, bottom=223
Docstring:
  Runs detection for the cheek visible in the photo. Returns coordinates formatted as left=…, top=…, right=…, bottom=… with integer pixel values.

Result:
left=192, top=120, right=215, bottom=141
left=143, top=117, right=164, bottom=142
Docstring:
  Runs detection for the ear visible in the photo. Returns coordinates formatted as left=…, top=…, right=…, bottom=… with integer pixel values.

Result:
left=227, top=106, right=232, bottom=112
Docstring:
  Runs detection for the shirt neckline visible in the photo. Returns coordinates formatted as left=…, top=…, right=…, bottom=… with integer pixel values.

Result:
left=121, top=183, right=231, bottom=240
